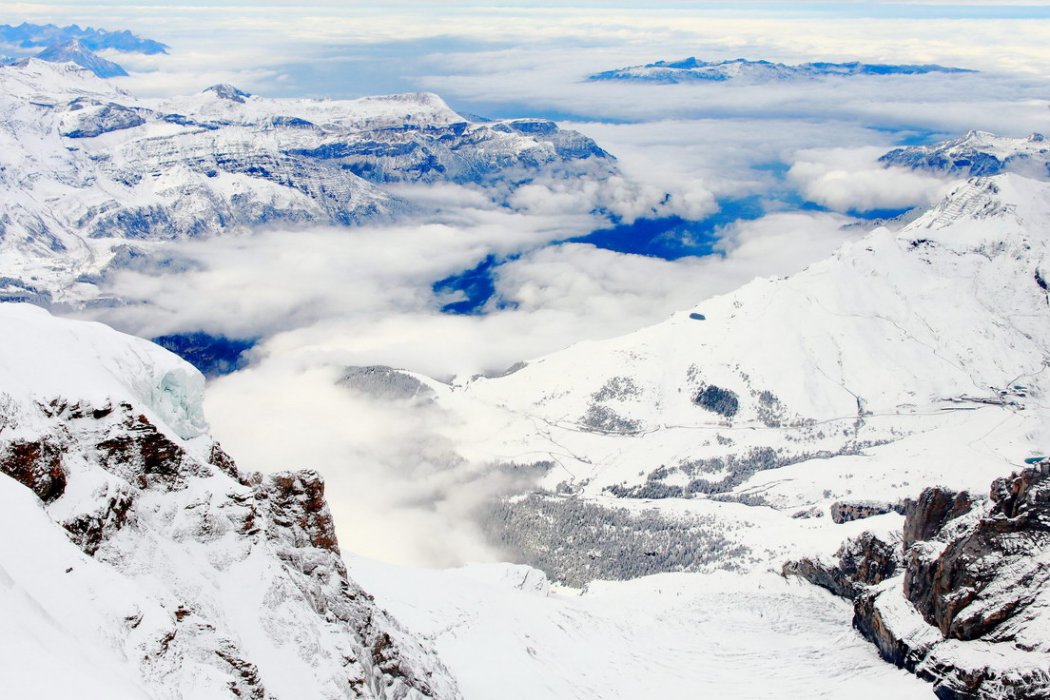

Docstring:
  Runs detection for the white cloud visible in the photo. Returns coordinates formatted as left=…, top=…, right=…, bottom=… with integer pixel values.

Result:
left=30, top=0, right=1048, bottom=569
left=203, top=361, right=533, bottom=567
left=78, top=203, right=864, bottom=566
left=787, top=146, right=955, bottom=212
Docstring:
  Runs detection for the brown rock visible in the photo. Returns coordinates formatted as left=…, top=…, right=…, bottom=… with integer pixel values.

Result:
left=262, top=470, right=340, bottom=553
left=0, top=439, right=67, bottom=502
left=830, top=500, right=905, bottom=524
left=783, top=531, right=899, bottom=599
left=62, top=489, right=135, bottom=555
left=902, top=487, right=973, bottom=549
left=904, top=467, right=1050, bottom=640
left=96, top=413, right=208, bottom=490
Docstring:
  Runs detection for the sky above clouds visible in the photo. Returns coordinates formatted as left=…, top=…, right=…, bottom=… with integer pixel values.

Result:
left=11, top=0, right=1049, bottom=564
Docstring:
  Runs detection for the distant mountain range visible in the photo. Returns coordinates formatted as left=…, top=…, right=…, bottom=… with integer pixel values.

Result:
left=0, top=21, right=167, bottom=54
left=589, top=57, right=975, bottom=84
left=0, top=22, right=168, bottom=78
left=0, top=59, right=613, bottom=305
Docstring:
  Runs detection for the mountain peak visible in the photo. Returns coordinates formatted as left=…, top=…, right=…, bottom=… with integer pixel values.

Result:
left=202, top=83, right=252, bottom=103
left=35, top=39, right=128, bottom=78
left=880, top=130, right=1050, bottom=178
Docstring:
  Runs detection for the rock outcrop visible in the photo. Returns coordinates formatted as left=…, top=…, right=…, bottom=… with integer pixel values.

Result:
left=782, top=531, right=900, bottom=599
left=2, top=396, right=460, bottom=698
left=786, top=465, right=1050, bottom=699
left=901, top=487, right=973, bottom=549
left=0, top=305, right=460, bottom=699
left=0, top=437, right=67, bottom=502
left=829, top=499, right=907, bottom=524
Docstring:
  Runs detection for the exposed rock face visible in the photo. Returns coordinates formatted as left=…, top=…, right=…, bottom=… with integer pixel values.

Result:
left=783, top=531, right=900, bottom=600
left=95, top=411, right=204, bottom=491
left=1, top=391, right=460, bottom=699
left=786, top=467, right=1050, bottom=698
left=830, top=499, right=906, bottom=524
left=901, top=487, right=973, bottom=548
left=903, top=471, right=1047, bottom=643
left=0, top=437, right=66, bottom=502
left=261, top=469, right=340, bottom=552
left=858, top=467, right=1050, bottom=699
left=851, top=589, right=924, bottom=671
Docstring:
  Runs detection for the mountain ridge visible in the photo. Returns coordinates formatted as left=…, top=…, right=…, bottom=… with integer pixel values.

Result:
left=0, top=302, right=462, bottom=699
left=589, top=56, right=975, bottom=83
left=381, top=167, right=1050, bottom=695
left=0, top=21, right=167, bottom=54
left=0, top=59, right=614, bottom=305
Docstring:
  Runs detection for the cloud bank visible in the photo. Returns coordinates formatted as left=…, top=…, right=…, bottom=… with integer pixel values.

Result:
left=31, top=0, right=1045, bottom=566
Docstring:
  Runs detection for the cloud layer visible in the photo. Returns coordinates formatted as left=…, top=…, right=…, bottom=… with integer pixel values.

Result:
left=31, top=0, right=1047, bottom=566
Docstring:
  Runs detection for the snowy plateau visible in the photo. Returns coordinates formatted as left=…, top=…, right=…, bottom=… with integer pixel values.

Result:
left=2, top=54, right=1050, bottom=700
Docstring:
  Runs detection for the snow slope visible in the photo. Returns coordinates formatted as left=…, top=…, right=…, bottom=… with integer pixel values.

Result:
left=335, top=170, right=1050, bottom=696
left=441, top=172, right=1050, bottom=505
left=349, top=559, right=930, bottom=700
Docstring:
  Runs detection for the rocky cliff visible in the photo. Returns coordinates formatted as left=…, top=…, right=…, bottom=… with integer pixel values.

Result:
left=785, top=464, right=1050, bottom=699
left=0, top=303, right=461, bottom=699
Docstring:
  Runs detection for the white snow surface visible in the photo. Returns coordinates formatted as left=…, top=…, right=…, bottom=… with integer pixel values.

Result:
left=0, top=303, right=207, bottom=439
left=430, top=172, right=1050, bottom=518
left=348, top=558, right=930, bottom=700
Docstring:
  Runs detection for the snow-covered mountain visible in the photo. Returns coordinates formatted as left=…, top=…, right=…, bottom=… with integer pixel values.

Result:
left=449, top=172, right=1050, bottom=494
left=881, top=130, right=1050, bottom=178
left=4, top=41, right=1049, bottom=695
left=0, top=22, right=166, bottom=78
left=0, top=309, right=930, bottom=700
left=343, top=165, right=1050, bottom=696
left=588, top=57, right=973, bottom=84
left=0, top=303, right=461, bottom=699
left=0, top=21, right=167, bottom=54
left=0, top=59, right=613, bottom=304
left=32, top=39, right=129, bottom=77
